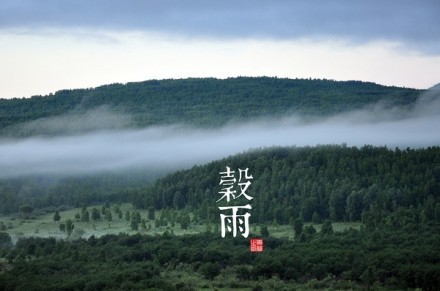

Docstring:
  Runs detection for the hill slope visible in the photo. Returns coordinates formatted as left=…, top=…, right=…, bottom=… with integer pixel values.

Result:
left=131, top=145, right=440, bottom=224
left=0, top=77, right=421, bottom=136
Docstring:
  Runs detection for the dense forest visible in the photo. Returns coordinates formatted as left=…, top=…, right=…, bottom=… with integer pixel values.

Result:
left=0, top=77, right=421, bottom=136
left=131, top=145, right=440, bottom=225
left=1, top=145, right=439, bottom=226
left=1, top=216, right=439, bottom=290
left=0, top=78, right=439, bottom=289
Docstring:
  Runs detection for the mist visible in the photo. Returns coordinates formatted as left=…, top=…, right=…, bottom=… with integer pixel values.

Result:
left=1, top=87, right=439, bottom=178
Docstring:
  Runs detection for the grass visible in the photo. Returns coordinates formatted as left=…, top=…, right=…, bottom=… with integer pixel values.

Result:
left=0, top=203, right=361, bottom=243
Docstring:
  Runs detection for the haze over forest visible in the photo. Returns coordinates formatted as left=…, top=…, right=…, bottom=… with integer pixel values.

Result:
left=0, top=77, right=439, bottom=178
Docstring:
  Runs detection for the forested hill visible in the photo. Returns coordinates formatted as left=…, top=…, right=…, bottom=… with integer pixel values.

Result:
left=0, top=77, right=420, bottom=134
left=131, top=145, right=440, bottom=225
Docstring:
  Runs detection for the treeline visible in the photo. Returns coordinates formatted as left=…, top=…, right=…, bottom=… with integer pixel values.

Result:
left=1, top=145, right=439, bottom=222
left=131, top=145, right=440, bottom=224
left=0, top=172, right=156, bottom=214
left=0, top=77, right=420, bottom=136
left=0, top=220, right=439, bottom=290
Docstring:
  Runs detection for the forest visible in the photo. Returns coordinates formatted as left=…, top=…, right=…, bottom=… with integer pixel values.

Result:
left=0, top=77, right=420, bottom=136
left=0, top=145, right=439, bottom=289
left=0, top=210, right=439, bottom=290
left=0, top=78, right=439, bottom=289
left=1, top=145, right=438, bottom=225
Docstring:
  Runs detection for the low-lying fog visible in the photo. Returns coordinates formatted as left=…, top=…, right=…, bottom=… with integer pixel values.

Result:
left=1, top=87, right=439, bottom=178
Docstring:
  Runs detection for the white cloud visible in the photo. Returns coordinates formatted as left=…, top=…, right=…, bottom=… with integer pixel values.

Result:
left=1, top=88, right=439, bottom=178
left=1, top=30, right=439, bottom=99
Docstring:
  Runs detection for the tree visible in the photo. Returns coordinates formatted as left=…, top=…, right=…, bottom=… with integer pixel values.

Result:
left=260, top=225, right=270, bottom=237
left=65, top=219, right=74, bottom=237
left=321, top=220, right=333, bottom=235
left=179, top=213, right=190, bottom=230
left=105, top=211, right=112, bottom=222
left=53, top=211, right=61, bottom=223
left=199, top=262, right=221, bottom=280
left=59, top=223, right=66, bottom=232
left=346, top=191, right=364, bottom=221
left=294, top=218, right=303, bottom=237
left=81, top=208, right=90, bottom=223
left=91, top=208, right=101, bottom=221
left=0, top=232, right=12, bottom=249
left=173, top=191, right=185, bottom=209
left=19, top=205, right=33, bottom=219
left=131, top=219, right=139, bottom=231
left=148, top=207, right=155, bottom=220
left=312, top=212, right=321, bottom=224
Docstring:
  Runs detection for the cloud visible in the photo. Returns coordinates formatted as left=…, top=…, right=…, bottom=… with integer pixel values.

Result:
left=0, top=87, right=439, bottom=178
left=4, top=106, right=132, bottom=137
left=0, top=0, right=439, bottom=54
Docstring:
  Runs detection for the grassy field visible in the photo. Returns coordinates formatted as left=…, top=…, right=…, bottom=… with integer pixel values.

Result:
left=0, top=203, right=361, bottom=243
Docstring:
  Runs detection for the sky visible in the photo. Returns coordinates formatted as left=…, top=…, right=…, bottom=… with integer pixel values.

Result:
left=1, top=0, right=440, bottom=98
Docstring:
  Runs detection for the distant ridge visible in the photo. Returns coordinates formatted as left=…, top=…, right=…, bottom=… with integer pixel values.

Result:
left=0, top=77, right=421, bottom=136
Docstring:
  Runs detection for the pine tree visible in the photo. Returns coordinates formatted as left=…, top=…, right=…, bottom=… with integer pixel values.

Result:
left=53, top=211, right=61, bottom=223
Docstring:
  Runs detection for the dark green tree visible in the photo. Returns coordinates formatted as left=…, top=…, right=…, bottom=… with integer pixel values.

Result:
left=199, top=262, right=221, bottom=280
left=65, top=219, right=74, bottom=237
left=0, top=232, right=12, bottom=249
left=321, top=220, right=333, bottom=235
left=91, top=208, right=101, bottom=221
left=148, top=207, right=155, bottom=220
left=260, top=225, right=270, bottom=237
left=294, top=218, right=304, bottom=237
left=53, top=211, right=61, bottom=223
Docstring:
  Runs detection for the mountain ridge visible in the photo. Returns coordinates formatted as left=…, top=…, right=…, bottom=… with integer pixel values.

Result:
left=0, top=77, right=421, bottom=137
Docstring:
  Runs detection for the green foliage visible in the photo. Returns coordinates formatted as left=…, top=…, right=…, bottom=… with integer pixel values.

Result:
left=0, top=232, right=12, bottom=249
left=312, top=212, right=321, bottom=224
left=65, top=219, right=74, bottom=237
left=179, top=213, right=190, bottom=230
left=131, top=145, right=440, bottom=226
left=0, top=77, right=421, bottom=136
left=148, top=207, right=155, bottom=220
left=293, top=218, right=303, bottom=237
left=91, top=208, right=101, bottom=221
left=53, top=210, right=61, bottom=222
left=260, top=225, right=270, bottom=237
left=321, top=220, right=333, bottom=235
left=0, top=223, right=439, bottom=290
left=199, top=262, right=221, bottom=280
left=19, top=205, right=33, bottom=214
left=105, top=211, right=112, bottom=222
left=81, top=210, right=90, bottom=223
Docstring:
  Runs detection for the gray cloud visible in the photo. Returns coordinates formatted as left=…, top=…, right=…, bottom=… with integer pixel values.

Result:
left=0, top=86, right=439, bottom=178
left=5, top=106, right=132, bottom=137
left=1, top=0, right=439, bottom=54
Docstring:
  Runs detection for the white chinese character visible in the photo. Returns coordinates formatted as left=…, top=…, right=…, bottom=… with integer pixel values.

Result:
left=218, top=204, right=252, bottom=238
left=217, top=186, right=236, bottom=203
left=237, top=168, right=254, bottom=200
left=238, top=168, right=253, bottom=181
left=219, top=166, right=236, bottom=186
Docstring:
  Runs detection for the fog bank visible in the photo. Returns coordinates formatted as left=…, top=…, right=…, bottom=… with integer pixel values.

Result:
left=1, top=87, right=439, bottom=178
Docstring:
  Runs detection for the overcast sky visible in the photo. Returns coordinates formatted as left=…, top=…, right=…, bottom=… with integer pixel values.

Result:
left=1, top=0, right=440, bottom=98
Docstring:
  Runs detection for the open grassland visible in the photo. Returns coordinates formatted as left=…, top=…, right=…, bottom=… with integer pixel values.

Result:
left=0, top=203, right=361, bottom=243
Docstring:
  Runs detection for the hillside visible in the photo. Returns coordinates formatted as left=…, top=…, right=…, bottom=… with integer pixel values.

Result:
left=0, top=77, right=421, bottom=136
left=131, top=145, right=440, bottom=224
left=1, top=145, right=439, bottom=223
